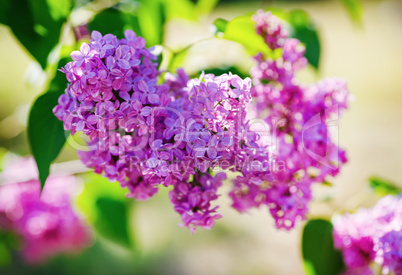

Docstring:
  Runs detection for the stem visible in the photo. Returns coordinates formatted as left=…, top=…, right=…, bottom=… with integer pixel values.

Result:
left=0, top=160, right=91, bottom=186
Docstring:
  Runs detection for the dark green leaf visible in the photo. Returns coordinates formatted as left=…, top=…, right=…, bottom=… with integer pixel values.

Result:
left=89, top=7, right=142, bottom=39
left=213, top=18, right=228, bottom=33
left=0, top=1, right=11, bottom=25
left=217, top=9, right=320, bottom=69
left=302, top=219, right=345, bottom=275
left=28, top=93, right=67, bottom=190
left=339, top=0, right=363, bottom=23
left=48, top=57, right=71, bottom=94
left=75, top=171, right=133, bottom=248
left=0, top=241, right=10, bottom=267
left=288, top=10, right=320, bottom=69
left=95, top=197, right=131, bottom=247
left=0, top=230, right=11, bottom=267
left=0, top=0, right=71, bottom=69
left=191, top=66, right=248, bottom=79
left=369, top=176, right=402, bottom=197
left=156, top=51, right=163, bottom=70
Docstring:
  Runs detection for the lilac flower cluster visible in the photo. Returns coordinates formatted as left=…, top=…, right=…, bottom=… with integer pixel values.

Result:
left=169, top=172, right=226, bottom=233
left=253, top=9, right=288, bottom=49
left=53, top=10, right=351, bottom=232
left=0, top=157, right=91, bottom=263
left=54, top=30, right=274, bottom=232
left=235, top=10, right=350, bottom=229
left=333, top=195, right=402, bottom=274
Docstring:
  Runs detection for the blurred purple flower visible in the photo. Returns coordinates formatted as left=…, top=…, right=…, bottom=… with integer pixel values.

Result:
left=0, top=157, right=92, bottom=263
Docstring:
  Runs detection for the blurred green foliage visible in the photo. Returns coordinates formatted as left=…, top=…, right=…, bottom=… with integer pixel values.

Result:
left=340, top=0, right=363, bottom=23
left=214, top=8, right=321, bottom=68
left=302, top=219, right=345, bottom=275
left=214, top=15, right=272, bottom=57
left=89, top=7, right=142, bottom=40
left=288, top=9, right=320, bottom=69
left=95, top=197, right=132, bottom=247
left=0, top=0, right=71, bottom=69
left=369, top=176, right=402, bottom=197
left=76, top=173, right=135, bottom=248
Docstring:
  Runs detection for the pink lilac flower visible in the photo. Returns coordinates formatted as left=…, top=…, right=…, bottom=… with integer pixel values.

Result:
left=333, top=195, right=402, bottom=274
left=238, top=10, right=350, bottom=229
left=0, top=157, right=91, bottom=263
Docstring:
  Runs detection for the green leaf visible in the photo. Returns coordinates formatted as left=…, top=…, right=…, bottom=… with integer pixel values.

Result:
left=0, top=1, right=11, bottom=25
left=302, top=219, right=345, bottom=275
left=95, top=197, right=131, bottom=247
left=163, top=0, right=197, bottom=21
left=0, top=0, right=71, bottom=69
left=213, top=18, right=228, bottom=33
left=168, top=49, right=189, bottom=71
left=76, top=173, right=134, bottom=248
left=28, top=93, right=67, bottom=190
left=0, top=241, right=11, bottom=267
left=217, top=9, right=321, bottom=69
left=339, top=0, right=363, bottom=23
left=196, top=0, right=219, bottom=15
left=288, top=10, right=321, bottom=69
left=48, top=57, right=71, bottom=93
left=192, top=65, right=249, bottom=79
left=218, top=15, right=271, bottom=57
left=0, top=147, right=8, bottom=172
left=89, top=7, right=142, bottom=39
left=46, top=0, right=72, bottom=21
left=137, top=0, right=166, bottom=46
left=156, top=51, right=163, bottom=70
left=369, top=176, right=402, bottom=197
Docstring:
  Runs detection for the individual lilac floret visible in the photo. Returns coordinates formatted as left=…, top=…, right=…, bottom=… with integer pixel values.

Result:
left=333, top=195, right=402, bottom=274
left=0, top=157, right=91, bottom=263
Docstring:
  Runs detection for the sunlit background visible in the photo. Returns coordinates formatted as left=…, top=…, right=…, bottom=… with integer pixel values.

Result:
left=1, top=0, right=402, bottom=274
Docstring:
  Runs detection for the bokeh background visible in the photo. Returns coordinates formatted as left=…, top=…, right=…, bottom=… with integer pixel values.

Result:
left=1, top=0, right=402, bottom=274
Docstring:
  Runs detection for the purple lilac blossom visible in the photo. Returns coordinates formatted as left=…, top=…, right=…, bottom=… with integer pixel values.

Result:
left=53, top=30, right=273, bottom=232
left=380, top=231, right=402, bottom=274
left=333, top=195, right=402, bottom=274
left=54, top=10, right=351, bottom=232
left=169, top=172, right=226, bottom=233
left=239, top=10, right=350, bottom=229
left=0, top=157, right=91, bottom=263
